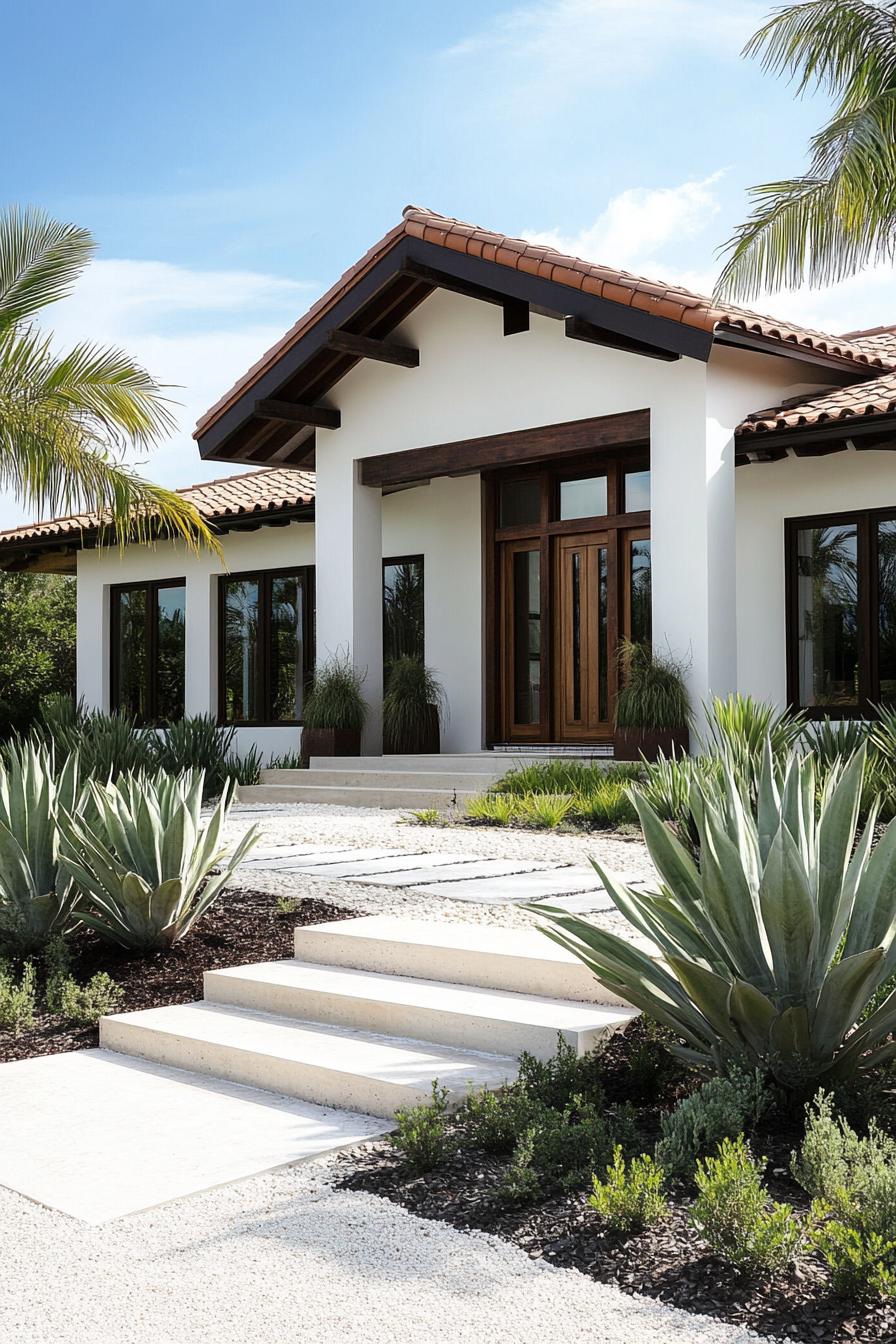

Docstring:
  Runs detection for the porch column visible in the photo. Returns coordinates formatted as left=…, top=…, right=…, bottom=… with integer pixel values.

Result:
left=650, top=367, right=737, bottom=738
left=314, top=450, right=384, bottom=754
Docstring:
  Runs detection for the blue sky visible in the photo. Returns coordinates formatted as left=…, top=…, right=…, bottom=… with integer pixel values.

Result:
left=2, top=0, right=892, bottom=524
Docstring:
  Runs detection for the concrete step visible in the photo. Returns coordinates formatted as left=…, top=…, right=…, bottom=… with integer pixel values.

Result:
left=293, top=915, right=630, bottom=1005
left=260, top=769, right=499, bottom=790
left=236, top=783, right=481, bottom=808
left=203, top=960, right=636, bottom=1059
left=100, top=1002, right=515, bottom=1120
left=308, top=753, right=565, bottom=774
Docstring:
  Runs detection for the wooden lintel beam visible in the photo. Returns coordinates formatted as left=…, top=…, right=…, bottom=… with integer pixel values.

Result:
left=254, top=398, right=340, bottom=430
left=360, top=409, right=650, bottom=488
left=327, top=330, right=419, bottom=367
left=564, top=315, right=680, bottom=363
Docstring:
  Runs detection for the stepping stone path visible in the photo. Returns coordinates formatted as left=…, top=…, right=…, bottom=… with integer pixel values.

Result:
left=239, top=843, right=646, bottom=912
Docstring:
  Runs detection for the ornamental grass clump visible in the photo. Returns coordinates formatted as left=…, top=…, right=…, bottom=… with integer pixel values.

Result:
left=532, top=741, right=896, bottom=1091
left=302, top=654, right=367, bottom=732
left=382, top=656, right=445, bottom=754
left=0, top=742, right=82, bottom=954
left=615, top=640, right=690, bottom=731
left=59, top=770, right=259, bottom=951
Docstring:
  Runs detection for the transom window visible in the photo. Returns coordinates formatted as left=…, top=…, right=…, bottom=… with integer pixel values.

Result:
left=111, top=580, right=185, bottom=725
left=786, top=509, right=896, bottom=713
left=219, top=567, right=314, bottom=725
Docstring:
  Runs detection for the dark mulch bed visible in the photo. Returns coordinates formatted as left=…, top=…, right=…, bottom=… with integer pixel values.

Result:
left=339, top=1142, right=887, bottom=1344
left=0, top=891, right=352, bottom=1064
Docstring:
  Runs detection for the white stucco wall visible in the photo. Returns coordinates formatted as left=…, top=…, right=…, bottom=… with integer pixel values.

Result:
left=736, top=446, right=896, bottom=705
left=73, top=286, right=866, bottom=753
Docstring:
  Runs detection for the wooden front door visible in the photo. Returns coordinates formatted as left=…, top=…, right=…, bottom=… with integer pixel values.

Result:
left=553, top=532, right=611, bottom=741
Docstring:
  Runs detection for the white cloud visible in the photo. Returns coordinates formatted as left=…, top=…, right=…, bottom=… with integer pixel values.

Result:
left=442, top=0, right=760, bottom=104
left=0, top=258, right=316, bottom=530
left=524, top=172, right=724, bottom=275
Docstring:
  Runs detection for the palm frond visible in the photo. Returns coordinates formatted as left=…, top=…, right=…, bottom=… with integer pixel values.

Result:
left=0, top=206, right=93, bottom=335
left=716, top=0, right=896, bottom=299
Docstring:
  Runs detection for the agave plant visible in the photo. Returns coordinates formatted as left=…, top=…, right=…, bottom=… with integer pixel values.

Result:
left=0, top=742, right=82, bottom=953
left=532, top=743, right=896, bottom=1090
left=59, top=770, right=258, bottom=951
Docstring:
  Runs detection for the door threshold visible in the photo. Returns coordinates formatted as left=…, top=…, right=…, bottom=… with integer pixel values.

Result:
left=491, top=743, right=614, bottom=757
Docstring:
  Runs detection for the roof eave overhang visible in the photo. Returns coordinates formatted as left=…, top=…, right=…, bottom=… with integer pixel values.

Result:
left=713, top=323, right=887, bottom=378
left=195, top=236, right=717, bottom=465
left=735, top=411, right=896, bottom=464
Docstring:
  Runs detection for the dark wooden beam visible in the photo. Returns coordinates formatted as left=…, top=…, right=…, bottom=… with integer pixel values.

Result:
left=254, top=399, right=340, bottom=430
left=565, top=315, right=680, bottom=363
left=503, top=299, right=529, bottom=336
left=360, top=410, right=650, bottom=488
left=327, top=330, right=419, bottom=367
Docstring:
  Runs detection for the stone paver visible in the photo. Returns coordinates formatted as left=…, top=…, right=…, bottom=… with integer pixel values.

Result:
left=414, top=869, right=613, bottom=906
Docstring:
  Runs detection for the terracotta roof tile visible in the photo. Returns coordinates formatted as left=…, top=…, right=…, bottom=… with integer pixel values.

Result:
left=737, top=372, right=896, bottom=436
left=0, top=467, right=315, bottom=550
left=195, top=206, right=893, bottom=440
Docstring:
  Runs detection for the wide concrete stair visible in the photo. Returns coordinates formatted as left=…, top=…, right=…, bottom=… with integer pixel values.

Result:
left=100, top=916, right=637, bottom=1120
left=236, top=751, right=612, bottom=809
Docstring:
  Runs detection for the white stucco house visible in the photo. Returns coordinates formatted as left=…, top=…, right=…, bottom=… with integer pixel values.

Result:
left=3, top=205, right=896, bottom=762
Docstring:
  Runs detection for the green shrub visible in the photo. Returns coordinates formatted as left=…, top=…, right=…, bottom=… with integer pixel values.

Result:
left=810, top=1213, right=896, bottom=1300
left=518, top=792, right=574, bottom=829
left=589, top=1146, right=669, bottom=1231
left=0, top=742, right=82, bottom=954
left=275, top=895, right=299, bottom=915
left=56, top=971, right=123, bottom=1025
left=699, top=694, right=805, bottom=780
left=382, top=656, right=445, bottom=754
left=533, top=743, right=896, bottom=1091
left=34, top=700, right=156, bottom=781
left=221, top=743, right=262, bottom=788
left=805, top=717, right=869, bottom=771
left=59, top=771, right=259, bottom=950
left=0, top=960, right=36, bottom=1033
left=464, top=793, right=519, bottom=825
left=574, top=779, right=639, bottom=828
left=390, top=1080, right=451, bottom=1172
left=692, top=1135, right=803, bottom=1275
left=498, top=1128, right=541, bottom=1205
left=303, top=654, right=367, bottom=732
left=491, top=760, right=642, bottom=798
left=516, top=1037, right=604, bottom=1110
left=656, top=1069, right=769, bottom=1178
left=461, top=1085, right=539, bottom=1154
left=795, top=1092, right=896, bottom=1298
left=615, top=640, right=690, bottom=731
left=512, top=1094, right=616, bottom=1193
left=0, top=578, right=75, bottom=740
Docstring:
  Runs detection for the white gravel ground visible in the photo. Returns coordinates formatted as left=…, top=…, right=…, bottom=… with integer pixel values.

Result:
left=0, top=1157, right=782, bottom=1344
left=224, top=802, right=653, bottom=937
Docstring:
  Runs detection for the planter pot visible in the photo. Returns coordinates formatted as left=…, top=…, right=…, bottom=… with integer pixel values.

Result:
left=613, top=726, right=690, bottom=763
left=384, top=704, right=441, bottom=755
left=300, top=727, right=362, bottom=766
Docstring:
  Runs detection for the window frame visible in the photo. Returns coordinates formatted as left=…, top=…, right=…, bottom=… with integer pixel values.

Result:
left=110, top=577, right=186, bottom=726
left=382, top=553, right=425, bottom=668
left=217, top=565, right=315, bottom=727
left=785, top=506, right=896, bottom=718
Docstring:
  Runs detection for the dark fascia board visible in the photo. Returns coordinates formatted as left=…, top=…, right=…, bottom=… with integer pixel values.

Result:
left=735, top=411, right=896, bottom=454
left=714, top=324, right=886, bottom=378
left=196, top=235, right=716, bottom=463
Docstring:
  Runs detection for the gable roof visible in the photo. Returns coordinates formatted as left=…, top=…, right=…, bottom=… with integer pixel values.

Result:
left=194, top=206, right=892, bottom=464
left=0, top=467, right=315, bottom=565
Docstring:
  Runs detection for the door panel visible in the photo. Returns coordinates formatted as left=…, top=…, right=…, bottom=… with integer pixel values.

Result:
left=553, top=532, right=610, bottom=741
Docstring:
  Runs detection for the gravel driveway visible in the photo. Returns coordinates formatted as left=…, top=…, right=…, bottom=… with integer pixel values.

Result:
left=0, top=1157, right=781, bottom=1344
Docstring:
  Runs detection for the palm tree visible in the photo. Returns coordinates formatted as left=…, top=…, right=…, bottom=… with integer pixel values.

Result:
left=0, top=205, right=215, bottom=549
left=716, top=0, right=896, bottom=300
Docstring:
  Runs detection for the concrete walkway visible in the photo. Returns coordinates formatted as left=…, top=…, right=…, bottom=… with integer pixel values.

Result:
left=240, top=841, right=632, bottom=911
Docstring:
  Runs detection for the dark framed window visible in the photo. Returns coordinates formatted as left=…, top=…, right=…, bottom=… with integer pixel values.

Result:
left=219, top=567, right=314, bottom=725
left=111, top=579, right=186, bottom=725
left=383, top=555, right=424, bottom=673
left=786, top=508, right=896, bottom=715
